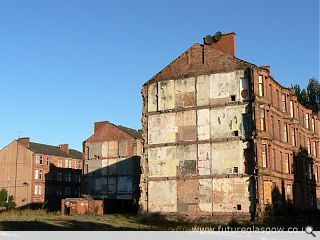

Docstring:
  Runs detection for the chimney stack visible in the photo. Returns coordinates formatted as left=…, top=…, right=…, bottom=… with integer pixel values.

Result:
left=59, top=144, right=69, bottom=154
left=94, top=121, right=108, bottom=132
left=18, top=137, right=30, bottom=148
left=204, top=32, right=236, bottom=57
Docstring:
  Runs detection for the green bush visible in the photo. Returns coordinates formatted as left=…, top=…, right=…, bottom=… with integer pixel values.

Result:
left=0, top=188, right=16, bottom=210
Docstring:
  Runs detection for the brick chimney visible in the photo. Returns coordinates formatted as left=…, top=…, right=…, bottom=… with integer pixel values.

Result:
left=94, top=121, right=108, bottom=132
left=59, top=144, right=69, bottom=154
left=211, top=32, right=236, bottom=57
left=18, top=137, right=30, bottom=148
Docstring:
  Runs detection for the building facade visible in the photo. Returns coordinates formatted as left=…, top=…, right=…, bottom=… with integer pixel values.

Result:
left=82, top=121, right=142, bottom=212
left=0, top=137, right=83, bottom=210
left=140, top=32, right=320, bottom=219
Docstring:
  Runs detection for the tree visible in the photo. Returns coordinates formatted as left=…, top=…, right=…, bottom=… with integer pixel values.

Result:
left=307, top=78, right=320, bottom=112
left=293, top=78, right=320, bottom=113
left=0, top=188, right=16, bottom=210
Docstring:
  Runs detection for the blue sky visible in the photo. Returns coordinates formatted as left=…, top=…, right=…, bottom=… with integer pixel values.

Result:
left=0, top=0, right=318, bottom=151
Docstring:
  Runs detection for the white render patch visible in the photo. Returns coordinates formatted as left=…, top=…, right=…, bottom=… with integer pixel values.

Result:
left=148, top=180, right=177, bottom=212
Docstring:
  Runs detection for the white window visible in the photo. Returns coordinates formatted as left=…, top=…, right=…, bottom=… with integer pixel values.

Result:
left=307, top=138, right=311, bottom=154
left=258, top=75, right=264, bottom=96
left=65, top=159, right=72, bottom=168
left=291, top=128, right=296, bottom=146
left=35, top=170, right=43, bottom=180
left=35, top=169, right=39, bottom=180
left=313, top=142, right=317, bottom=157
left=284, top=154, right=289, bottom=174
left=305, top=113, right=309, bottom=129
left=35, top=155, right=43, bottom=165
left=58, top=159, right=62, bottom=167
left=312, top=118, right=315, bottom=132
left=281, top=94, right=286, bottom=112
left=34, top=184, right=42, bottom=195
left=260, top=108, right=265, bottom=131
left=47, top=157, right=52, bottom=166
left=262, top=144, right=267, bottom=168
left=290, top=100, right=294, bottom=118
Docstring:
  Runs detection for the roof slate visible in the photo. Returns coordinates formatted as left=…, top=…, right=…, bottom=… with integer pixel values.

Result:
left=29, top=142, right=82, bottom=159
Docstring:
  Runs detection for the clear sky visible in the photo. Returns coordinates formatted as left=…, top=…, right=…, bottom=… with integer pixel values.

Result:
left=0, top=0, right=318, bottom=151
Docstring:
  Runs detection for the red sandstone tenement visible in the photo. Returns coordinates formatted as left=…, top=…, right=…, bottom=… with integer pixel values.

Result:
left=0, top=137, right=83, bottom=210
left=139, top=32, right=320, bottom=220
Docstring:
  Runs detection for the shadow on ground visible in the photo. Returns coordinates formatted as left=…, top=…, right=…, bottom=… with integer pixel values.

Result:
left=0, top=219, right=138, bottom=231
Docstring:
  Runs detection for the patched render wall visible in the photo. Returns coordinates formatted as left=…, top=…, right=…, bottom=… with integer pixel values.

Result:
left=141, top=70, right=255, bottom=217
left=84, top=137, right=140, bottom=200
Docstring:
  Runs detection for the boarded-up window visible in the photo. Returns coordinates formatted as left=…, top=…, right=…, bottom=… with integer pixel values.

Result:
left=118, top=139, right=127, bottom=156
left=264, top=181, right=272, bottom=204
left=107, top=177, right=116, bottom=193
left=108, top=141, right=119, bottom=157
left=117, top=176, right=132, bottom=193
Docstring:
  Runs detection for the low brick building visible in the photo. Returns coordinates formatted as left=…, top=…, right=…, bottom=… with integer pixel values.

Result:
left=0, top=137, right=83, bottom=210
left=82, top=121, right=142, bottom=212
left=140, top=32, right=320, bottom=219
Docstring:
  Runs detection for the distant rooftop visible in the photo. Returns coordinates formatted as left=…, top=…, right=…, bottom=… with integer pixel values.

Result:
left=29, top=142, right=82, bottom=159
